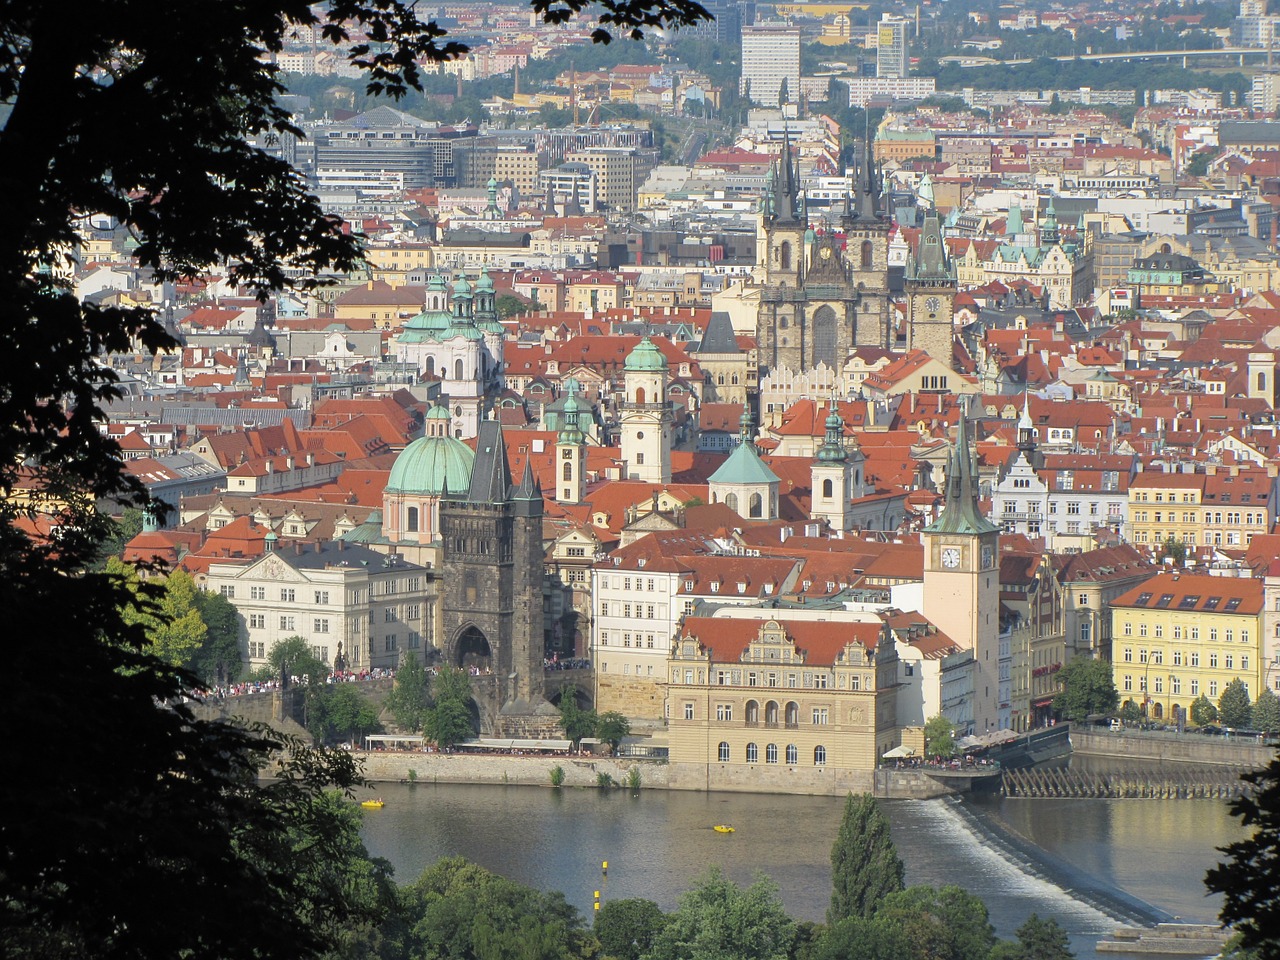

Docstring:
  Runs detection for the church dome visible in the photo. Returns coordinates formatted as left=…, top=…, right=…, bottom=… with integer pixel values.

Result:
left=475, top=267, right=495, bottom=294
left=624, top=336, right=668, bottom=372
left=385, top=430, right=475, bottom=495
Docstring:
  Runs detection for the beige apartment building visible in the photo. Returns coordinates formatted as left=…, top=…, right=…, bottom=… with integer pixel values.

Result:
left=1126, top=468, right=1279, bottom=550
left=566, top=148, right=639, bottom=212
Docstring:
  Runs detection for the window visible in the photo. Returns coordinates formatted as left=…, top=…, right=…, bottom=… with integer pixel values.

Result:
left=1210, top=653, right=1219, bottom=669
left=1209, top=681, right=1219, bottom=699
left=280, top=616, right=295, bottom=631
left=1123, top=675, right=1132, bottom=691
left=786, top=744, right=798, bottom=764
left=716, top=703, right=733, bottom=722
left=385, top=635, right=397, bottom=653
left=1191, top=652, right=1200, bottom=667
left=249, top=642, right=265, bottom=659
left=1191, top=679, right=1200, bottom=696
left=746, top=743, right=758, bottom=763
left=313, top=619, right=329, bottom=634
left=1123, top=648, right=1133, bottom=662
left=718, top=741, right=730, bottom=762
left=814, top=745, right=827, bottom=766
left=766, top=743, right=778, bottom=764
left=250, top=586, right=265, bottom=601
left=219, top=585, right=235, bottom=598
left=684, top=702, right=694, bottom=720
left=1226, top=655, right=1234, bottom=671
left=281, top=589, right=295, bottom=603
left=249, top=614, right=265, bottom=629
left=812, top=707, right=829, bottom=725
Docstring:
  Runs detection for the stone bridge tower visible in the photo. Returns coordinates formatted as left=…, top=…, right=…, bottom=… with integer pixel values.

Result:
left=439, top=420, right=558, bottom=735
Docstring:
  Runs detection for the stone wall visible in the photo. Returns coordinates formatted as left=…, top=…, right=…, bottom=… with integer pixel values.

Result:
left=358, top=751, right=666, bottom=789
left=1072, top=728, right=1274, bottom=767
left=595, top=675, right=666, bottom=723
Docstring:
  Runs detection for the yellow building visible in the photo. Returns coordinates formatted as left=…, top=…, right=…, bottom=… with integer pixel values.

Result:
left=1110, top=572, right=1264, bottom=721
left=1126, top=468, right=1278, bottom=550
left=666, top=616, right=899, bottom=793
left=362, top=243, right=434, bottom=287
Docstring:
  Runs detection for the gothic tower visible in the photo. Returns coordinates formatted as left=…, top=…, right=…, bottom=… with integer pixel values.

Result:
left=920, top=401, right=1001, bottom=733
left=619, top=336, right=672, bottom=484
left=904, top=209, right=957, bottom=367
left=439, top=420, right=552, bottom=733
left=842, top=129, right=892, bottom=349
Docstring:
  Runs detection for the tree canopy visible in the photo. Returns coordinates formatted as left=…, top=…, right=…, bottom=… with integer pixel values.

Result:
left=644, top=868, right=796, bottom=960
left=1052, top=657, right=1119, bottom=722
left=829, top=792, right=905, bottom=924
left=1220, top=679, right=1254, bottom=729
left=1191, top=694, right=1220, bottom=726
left=385, top=652, right=434, bottom=733
left=925, top=715, right=958, bottom=759
left=427, top=666, right=476, bottom=748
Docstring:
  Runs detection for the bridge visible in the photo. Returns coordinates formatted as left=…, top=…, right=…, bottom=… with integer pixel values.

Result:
left=955, top=46, right=1271, bottom=69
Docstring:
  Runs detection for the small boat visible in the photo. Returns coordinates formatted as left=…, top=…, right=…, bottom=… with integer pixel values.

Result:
left=713, top=824, right=734, bottom=833
left=361, top=799, right=385, bottom=809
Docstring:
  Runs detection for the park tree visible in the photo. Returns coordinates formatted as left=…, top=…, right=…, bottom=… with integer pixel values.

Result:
left=1191, top=694, right=1219, bottom=727
left=594, top=897, right=667, bottom=960
left=309, top=683, right=381, bottom=746
left=925, top=714, right=957, bottom=759
left=193, top=587, right=244, bottom=686
left=427, top=666, right=476, bottom=749
left=872, top=885, right=997, bottom=960
left=0, top=1, right=710, bottom=958
left=264, top=635, right=331, bottom=686
left=829, top=792, right=905, bottom=924
left=1159, top=537, right=1187, bottom=567
left=151, top=570, right=209, bottom=669
left=1120, top=700, right=1143, bottom=723
left=560, top=686, right=599, bottom=745
left=1206, top=751, right=1280, bottom=960
left=1220, top=679, right=1254, bottom=729
left=1052, top=657, right=1119, bottom=722
left=645, top=868, right=796, bottom=960
left=1253, top=688, right=1280, bottom=734
left=385, top=652, right=433, bottom=733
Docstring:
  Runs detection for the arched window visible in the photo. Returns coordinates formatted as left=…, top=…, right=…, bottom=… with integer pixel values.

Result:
left=635, top=386, right=646, bottom=405
left=406, top=506, right=419, bottom=533
left=766, top=743, right=778, bottom=764
left=785, top=702, right=799, bottom=727
left=563, top=462, right=573, bottom=481
left=746, top=742, right=758, bottom=763
left=425, top=357, right=435, bottom=376
left=718, top=741, right=730, bottom=762
left=786, top=743, right=798, bottom=764
left=749, top=492, right=763, bottom=518
left=822, top=478, right=833, bottom=498
left=814, top=745, right=827, bottom=766
left=765, top=701, right=779, bottom=725
left=861, top=240, right=874, bottom=269
left=454, top=358, right=463, bottom=381
left=725, top=493, right=739, bottom=513
left=745, top=700, right=759, bottom=724
left=780, top=242, right=792, bottom=271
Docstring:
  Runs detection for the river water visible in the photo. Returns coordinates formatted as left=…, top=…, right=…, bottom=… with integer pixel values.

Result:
left=359, top=782, right=1243, bottom=959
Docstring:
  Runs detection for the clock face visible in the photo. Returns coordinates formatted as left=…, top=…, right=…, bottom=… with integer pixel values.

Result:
left=820, top=245, right=833, bottom=260
left=941, top=547, right=961, bottom=569
left=925, top=296, right=941, bottom=313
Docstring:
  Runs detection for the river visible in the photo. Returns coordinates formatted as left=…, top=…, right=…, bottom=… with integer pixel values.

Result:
left=358, top=782, right=1243, bottom=959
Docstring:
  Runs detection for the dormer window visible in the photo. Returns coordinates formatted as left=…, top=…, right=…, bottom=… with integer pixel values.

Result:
left=737, top=582, right=747, bottom=594
left=685, top=580, right=694, bottom=591
left=638, top=558, right=647, bottom=568
left=710, top=581, right=721, bottom=593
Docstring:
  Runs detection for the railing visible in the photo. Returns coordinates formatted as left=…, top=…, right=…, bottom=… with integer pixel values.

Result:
left=764, top=720, right=780, bottom=729
left=785, top=721, right=800, bottom=729
left=744, top=719, right=759, bottom=727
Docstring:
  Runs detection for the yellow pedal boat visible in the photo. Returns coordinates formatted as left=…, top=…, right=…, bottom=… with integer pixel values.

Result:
left=361, top=799, right=385, bottom=809
left=713, top=824, right=734, bottom=833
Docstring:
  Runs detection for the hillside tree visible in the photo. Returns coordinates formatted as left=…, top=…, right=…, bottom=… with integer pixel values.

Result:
left=829, top=792, right=905, bottom=924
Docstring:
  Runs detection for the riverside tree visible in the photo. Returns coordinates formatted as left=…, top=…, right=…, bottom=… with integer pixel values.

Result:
left=645, top=868, right=796, bottom=960
left=829, top=792, right=905, bottom=923
left=0, top=3, right=707, bottom=957
left=924, top=714, right=957, bottom=759
left=1191, top=694, right=1219, bottom=726
left=385, top=652, right=433, bottom=733
left=1220, top=679, right=1254, bottom=729
left=1052, top=657, right=1119, bottom=722
left=427, top=666, right=476, bottom=749
left=1253, top=688, right=1280, bottom=734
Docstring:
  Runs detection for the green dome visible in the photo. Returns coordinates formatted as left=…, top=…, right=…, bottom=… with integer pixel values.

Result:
left=475, top=267, right=495, bottom=293
left=624, top=336, right=668, bottom=372
left=452, top=273, right=472, bottom=298
left=385, top=433, right=475, bottom=495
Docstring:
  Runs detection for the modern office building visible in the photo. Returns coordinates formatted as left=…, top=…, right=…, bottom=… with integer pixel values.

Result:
left=740, top=25, right=802, bottom=106
left=876, top=15, right=910, bottom=79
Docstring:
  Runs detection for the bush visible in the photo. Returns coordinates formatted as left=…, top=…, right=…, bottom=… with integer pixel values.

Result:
left=550, top=765, right=566, bottom=787
left=626, top=766, right=642, bottom=791
left=596, top=772, right=615, bottom=789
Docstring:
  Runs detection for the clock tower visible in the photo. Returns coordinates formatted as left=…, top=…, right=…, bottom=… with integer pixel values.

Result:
left=904, top=210, right=957, bottom=367
left=921, top=400, right=1000, bottom=733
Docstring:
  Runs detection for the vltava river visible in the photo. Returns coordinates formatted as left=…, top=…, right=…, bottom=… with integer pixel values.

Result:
left=358, top=783, right=1242, bottom=959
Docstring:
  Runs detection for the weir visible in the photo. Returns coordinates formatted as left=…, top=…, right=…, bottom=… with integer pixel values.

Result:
left=1001, top=765, right=1253, bottom=799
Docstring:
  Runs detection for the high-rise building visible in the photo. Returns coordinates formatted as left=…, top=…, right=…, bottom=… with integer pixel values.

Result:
left=875, top=15, right=910, bottom=79
left=740, top=25, right=801, bottom=106
left=1252, top=72, right=1280, bottom=115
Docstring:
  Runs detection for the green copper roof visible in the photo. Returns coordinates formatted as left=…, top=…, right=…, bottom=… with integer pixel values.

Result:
left=924, top=405, right=999, bottom=536
left=624, top=336, right=668, bottom=372
left=816, top=409, right=847, bottom=463
left=475, top=267, right=495, bottom=293
left=709, top=426, right=780, bottom=486
left=385, top=433, right=476, bottom=495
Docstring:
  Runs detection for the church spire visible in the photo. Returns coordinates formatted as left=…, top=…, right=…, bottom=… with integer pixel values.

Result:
left=774, top=125, right=801, bottom=224
left=925, top=397, right=999, bottom=535
left=816, top=402, right=847, bottom=463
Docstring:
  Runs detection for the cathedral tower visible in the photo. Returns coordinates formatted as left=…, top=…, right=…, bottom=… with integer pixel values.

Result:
left=904, top=210, right=957, bottom=367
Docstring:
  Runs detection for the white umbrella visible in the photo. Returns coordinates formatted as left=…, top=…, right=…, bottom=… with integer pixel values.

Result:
left=881, top=745, right=916, bottom=759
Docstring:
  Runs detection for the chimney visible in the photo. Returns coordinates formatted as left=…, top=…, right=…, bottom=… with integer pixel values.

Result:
left=315, top=540, right=322, bottom=553
left=294, top=541, right=302, bottom=556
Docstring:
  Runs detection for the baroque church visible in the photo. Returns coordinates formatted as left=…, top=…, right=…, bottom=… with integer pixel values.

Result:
left=394, top=269, right=506, bottom=439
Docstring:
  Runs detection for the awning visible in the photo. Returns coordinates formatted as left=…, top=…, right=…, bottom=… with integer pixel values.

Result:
left=881, top=745, right=916, bottom=759
left=1032, top=697, right=1056, bottom=707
